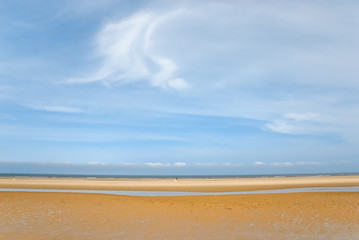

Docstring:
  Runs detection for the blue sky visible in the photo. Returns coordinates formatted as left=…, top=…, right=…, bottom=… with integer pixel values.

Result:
left=1, top=0, right=359, bottom=175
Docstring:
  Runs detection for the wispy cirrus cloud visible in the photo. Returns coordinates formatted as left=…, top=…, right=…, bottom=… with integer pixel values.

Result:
left=264, top=112, right=320, bottom=134
left=66, top=10, right=189, bottom=90
left=26, top=105, right=83, bottom=113
left=284, top=113, right=319, bottom=122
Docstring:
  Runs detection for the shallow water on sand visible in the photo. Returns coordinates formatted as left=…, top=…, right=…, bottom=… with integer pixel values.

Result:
left=1, top=186, right=359, bottom=196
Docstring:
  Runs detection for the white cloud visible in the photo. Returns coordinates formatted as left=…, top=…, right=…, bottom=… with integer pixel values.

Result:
left=193, top=163, right=243, bottom=167
left=271, top=162, right=294, bottom=166
left=264, top=112, right=321, bottom=134
left=144, top=162, right=171, bottom=167
left=167, top=78, right=190, bottom=90
left=264, top=120, right=296, bottom=134
left=254, top=161, right=325, bottom=167
left=194, top=163, right=217, bottom=167
left=67, top=10, right=189, bottom=90
left=28, top=105, right=83, bottom=113
left=284, top=112, right=319, bottom=122
left=144, top=162, right=187, bottom=167
left=173, top=162, right=187, bottom=167
left=87, top=162, right=139, bottom=166
left=254, top=161, right=265, bottom=166
left=296, top=161, right=323, bottom=166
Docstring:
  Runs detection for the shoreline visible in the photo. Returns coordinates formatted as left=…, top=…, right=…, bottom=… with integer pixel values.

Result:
left=1, top=172, right=357, bottom=178
left=0, top=175, right=358, bottom=192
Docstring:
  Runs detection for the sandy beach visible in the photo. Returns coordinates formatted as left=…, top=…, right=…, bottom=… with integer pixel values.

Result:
left=0, top=175, right=359, bottom=239
left=1, top=175, right=359, bottom=192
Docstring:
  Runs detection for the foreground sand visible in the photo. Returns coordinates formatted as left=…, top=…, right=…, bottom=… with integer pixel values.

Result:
left=1, top=175, right=359, bottom=240
left=0, top=192, right=358, bottom=240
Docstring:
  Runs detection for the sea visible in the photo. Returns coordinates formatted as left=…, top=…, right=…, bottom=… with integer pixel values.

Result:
left=0, top=172, right=357, bottom=179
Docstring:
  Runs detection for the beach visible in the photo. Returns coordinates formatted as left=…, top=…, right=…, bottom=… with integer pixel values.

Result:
left=0, top=175, right=359, bottom=239
left=1, top=175, right=359, bottom=192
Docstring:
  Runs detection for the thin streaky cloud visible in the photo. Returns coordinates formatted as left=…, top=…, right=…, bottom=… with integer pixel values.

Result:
left=66, top=10, right=189, bottom=90
left=264, top=112, right=322, bottom=135
left=284, top=112, right=319, bottom=122
left=27, top=105, right=84, bottom=113
left=264, top=120, right=296, bottom=134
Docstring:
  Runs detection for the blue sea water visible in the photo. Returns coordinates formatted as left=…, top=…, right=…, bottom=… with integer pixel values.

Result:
left=0, top=172, right=357, bottom=179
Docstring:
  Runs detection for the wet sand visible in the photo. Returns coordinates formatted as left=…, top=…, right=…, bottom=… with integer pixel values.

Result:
left=0, top=175, right=359, bottom=239
left=1, top=175, right=359, bottom=192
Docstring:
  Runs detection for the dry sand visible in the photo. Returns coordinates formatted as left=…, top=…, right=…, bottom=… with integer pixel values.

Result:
left=1, top=175, right=359, bottom=192
left=0, top=175, right=359, bottom=240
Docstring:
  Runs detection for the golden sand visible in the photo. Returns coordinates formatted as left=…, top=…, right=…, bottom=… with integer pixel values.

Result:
left=0, top=176, right=359, bottom=240
left=1, top=175, right=359, bottom=192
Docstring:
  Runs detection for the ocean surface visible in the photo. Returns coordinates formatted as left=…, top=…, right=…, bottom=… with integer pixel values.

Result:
left=0, top=172, right=357, bottom=179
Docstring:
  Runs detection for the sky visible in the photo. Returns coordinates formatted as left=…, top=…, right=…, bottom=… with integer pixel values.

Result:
left=1, top=0, right=359, bottom=175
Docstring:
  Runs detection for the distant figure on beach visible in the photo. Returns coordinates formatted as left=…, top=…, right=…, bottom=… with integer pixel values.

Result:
left=175, top=177, right=178, bottom=182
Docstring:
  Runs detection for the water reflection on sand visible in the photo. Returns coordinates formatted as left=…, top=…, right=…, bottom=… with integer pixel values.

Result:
left=1, top=186, right=359, bottom=196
